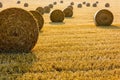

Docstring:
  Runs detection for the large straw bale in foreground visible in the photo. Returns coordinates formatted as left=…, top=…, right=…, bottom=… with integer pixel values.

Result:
left=94, top=9, right=114, bottom=26
left=0, top=8, right=39, bottom=53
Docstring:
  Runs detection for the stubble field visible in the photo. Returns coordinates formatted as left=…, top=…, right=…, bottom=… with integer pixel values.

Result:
left=0, top=0, right=120, bottom=80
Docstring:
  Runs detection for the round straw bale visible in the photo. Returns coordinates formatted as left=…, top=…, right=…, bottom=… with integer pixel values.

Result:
left=44, top=6, right=50, bottom=13
left=63, top=8, right=73, bottom=17
left=0, top=2, right=3, bottom=8
left=36, top=7, right=44, bottom=15
left=94, top=9, right=114, bottom=26
left=50, top=9, right=64, bottom=22
left=24, top=3, right=29, bottom=7
left=83, top=2, right=86, bottom=4
left=96, top=1, right=99, bottom=4
left=49, top=4, right=53, bottom=8
left=93, top=3, right=97, bottom=7
left=67, top=5, right=73, bottom=10
left=70, top=2, right=74, bottom=5
left=30, top=10, right=44, bottom=30
left=86, top=3, right=90, bottom=7
left=77, top=3, right=82, bottom=8
left=17, top=1, right=21, bottom=4
left=105, top=3, right=110, bottom=7
left=53, top=2, right=57, bottom=5
left=60, top=1, right=63, bottom=3
left=0, top=8, right=39, bottom=53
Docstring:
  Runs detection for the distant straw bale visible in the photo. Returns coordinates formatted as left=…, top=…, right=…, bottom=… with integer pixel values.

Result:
left=36, top=7, right=44, bottom=15
left=77, top=3, right=82, bottom=8
left=86, top=3, right=90, bottom=7
left=30, top=10, right=44, bottom=30
left=94, top=9, right=114, bottom=26
left=67, top=5, right=73, bottom=10
left=49, top=4, right=53, bottom=8
left=105, top=3, right=110, bottom=7
left=24, top=3, right=29, bottom=7
left=63, top=8, right=73, bottom=17
left=50, top=9, right=64, bottom=22
left=93, top=3, right=97, bottom=7
left=53, top=2, right=57, bottom=5
left=0, top=8, right=39, bottom=53
left=17, top=1, right=21, bottom=4
left=0, top=2, right=3, bottom=8
left=44, top=6, right=50, bottom=13
left=60, top=1, right=63, bottom=3
left=83, top=2, right=86, bottom=4
left=71, top=2, right=74, bottom=5
left=96, top=1, right=99, bottom=4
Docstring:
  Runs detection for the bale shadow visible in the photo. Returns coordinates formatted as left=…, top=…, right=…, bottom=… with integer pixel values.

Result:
left=0, top=52, right=37, bottom=79
left=97, top=25, right=120, bottom=29
left=65, top=17, right=75, bottom=19
left=49, top=22, right=65, bottom=25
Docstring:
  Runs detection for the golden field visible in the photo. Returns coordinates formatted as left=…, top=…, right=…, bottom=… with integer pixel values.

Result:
left=0, top=0, right=120, bottom=80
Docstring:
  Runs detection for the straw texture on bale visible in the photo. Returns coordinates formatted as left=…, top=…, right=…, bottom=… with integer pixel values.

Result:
left=36, top=7, right=44, bottom=15
left=49, top=4, right=53, bottom=8
left=0, top=8, right=39, bottom=53
left=50, top=9, right=64, bottom=22
left=60, top=1, right=63, bottom=3
left=17, top=1, right=21, bottom=4
left=24, top=3, right=29, bottom=7
left=105, top=3, right=110, bottom=7
left=53, top=2, right=57, bottom=5
left=30, top=10, right=44, bottom=30
left=0, top=2, right=3, bottom=8
left=77, top=4, right=82, bottom=8
left=86, top=3, right=90, bottom=7
left=44, top=6, right=50, bottom=13
left=67, top=5, right=73, bottom=10
left=70, top=2, right=74, bottom=5
left=94, top=9, right=114, bottom=26
left=63, top=8, right=73, bottom=17
left=93, top=3, right=97, bottom=7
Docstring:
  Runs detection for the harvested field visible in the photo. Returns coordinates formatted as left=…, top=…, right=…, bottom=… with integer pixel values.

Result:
left=0, top=0, right=120, bottom=80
